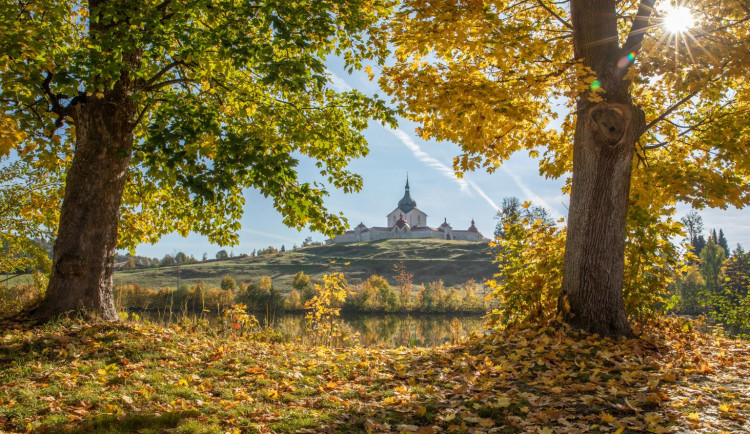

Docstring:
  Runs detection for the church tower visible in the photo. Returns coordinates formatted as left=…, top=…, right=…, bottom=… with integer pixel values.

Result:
left=387, top=176, right=428, bottom=228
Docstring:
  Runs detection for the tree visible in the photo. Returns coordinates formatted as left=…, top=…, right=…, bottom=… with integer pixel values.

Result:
left=215, top=250, right=229, bottom=261
left=681, top=211, right=704, bottom=250
left=292, top=271, right=314, bottom=303
left=718, top=229, right=730, bottom=257
left=220, top=275, right=236, bottom=292
left=160, top=254, right=175, bottom=267
left=175, top=252, right=188, bottom=265
left=724, top=246, right=750, bottom=299
left=202, top=253, right=208, bottom=262
left=392, top=261, right=413, bottom=307
left=380, top=0, right=750, bottom=336
left=494, top=197, right=553, bottom=240
left=0, top=160, right=57, bottom=280
left=700, top=238, right=726, bottom=294
left=493, top=197, right=521, bottom=240
left=694, top=235, right=708, bottom=257
left=1, top=0, right=395, bottom=321
left=672, top=265, right=705, bottom=315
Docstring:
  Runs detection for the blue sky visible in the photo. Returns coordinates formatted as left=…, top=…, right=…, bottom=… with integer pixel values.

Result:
left=131, top=57, right=750, bottom=259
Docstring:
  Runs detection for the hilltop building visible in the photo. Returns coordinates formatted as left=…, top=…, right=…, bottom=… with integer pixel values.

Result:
left=327, top=177, right=488, bottom=243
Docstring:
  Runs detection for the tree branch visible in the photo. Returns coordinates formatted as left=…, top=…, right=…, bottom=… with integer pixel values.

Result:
left=536, top=0, right=572, bottom=30
left=140, top=60, right=187, bottom=90
left=643, top=88, right=701, bottom=133
left=40, top=71, right=85, bottom=128
left=621, top=0, right=656, bottom=54
left=142, top=78, right=198, bottom=92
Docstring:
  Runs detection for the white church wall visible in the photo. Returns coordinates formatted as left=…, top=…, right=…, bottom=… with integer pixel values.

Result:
left=327, top=178, right=488, bottom=244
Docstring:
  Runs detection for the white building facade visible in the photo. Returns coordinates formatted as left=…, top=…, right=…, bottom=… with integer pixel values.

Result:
left=328, top=178, right=487, bottom=243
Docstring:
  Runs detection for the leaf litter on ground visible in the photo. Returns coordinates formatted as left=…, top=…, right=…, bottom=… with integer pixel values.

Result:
left=0, top=317, right=748, bottom=433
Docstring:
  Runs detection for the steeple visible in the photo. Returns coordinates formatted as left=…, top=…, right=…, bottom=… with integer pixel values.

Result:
left=397, top=175, right=417, bottom=214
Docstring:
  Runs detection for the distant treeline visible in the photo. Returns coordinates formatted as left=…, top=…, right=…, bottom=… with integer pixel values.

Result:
left=113, top=270, right=489, bottom=315
left=113, top=237, right=323, bottom=270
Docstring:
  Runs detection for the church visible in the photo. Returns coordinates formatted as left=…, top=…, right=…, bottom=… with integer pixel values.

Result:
left=327, top=177, right=488, bottom=243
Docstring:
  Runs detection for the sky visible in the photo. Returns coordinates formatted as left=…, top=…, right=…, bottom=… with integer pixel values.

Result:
left=131, top=56, right=750, bottom=260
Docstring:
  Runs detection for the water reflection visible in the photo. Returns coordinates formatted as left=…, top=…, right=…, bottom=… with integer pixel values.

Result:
left=136, top=311, right=485, bottom=348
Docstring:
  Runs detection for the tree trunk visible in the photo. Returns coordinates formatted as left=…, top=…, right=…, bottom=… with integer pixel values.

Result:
left=559, top=0, right=646, bottom=337
left=560, top=101, right=644, bottom=337
left=37, top=87, right=135, bottom=321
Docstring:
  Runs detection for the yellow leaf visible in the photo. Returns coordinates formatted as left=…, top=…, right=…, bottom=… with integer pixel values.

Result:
left=496, top=396, right=511, bottom=408
left=600, top=413, right=615, bottom=424
left=478, top=418, right=494, bottom=428
left=687, top=412, right=700, bottom=422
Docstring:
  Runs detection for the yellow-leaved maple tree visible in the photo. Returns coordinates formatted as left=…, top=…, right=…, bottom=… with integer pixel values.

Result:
left=378, top=0, right=750, bottom=336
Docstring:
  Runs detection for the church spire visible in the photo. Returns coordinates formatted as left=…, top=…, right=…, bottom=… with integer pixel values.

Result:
left=397, top=175, right=417, bottom=214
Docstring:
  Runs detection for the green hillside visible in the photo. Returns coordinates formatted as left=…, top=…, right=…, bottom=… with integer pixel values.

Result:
left=114, top=239, right=498, bottom=292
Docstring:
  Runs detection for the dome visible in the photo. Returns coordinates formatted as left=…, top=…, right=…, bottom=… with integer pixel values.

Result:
left=395, top=214, right=410, bottom=229
left=397, top=177, right=417, bottom=214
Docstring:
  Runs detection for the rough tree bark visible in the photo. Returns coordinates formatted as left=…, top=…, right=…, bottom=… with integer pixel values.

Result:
left=37, top=86, right=135, bottom=321
left=34, top=0, right=139, bottom=321
left=559, top=0, right=651, bottom=337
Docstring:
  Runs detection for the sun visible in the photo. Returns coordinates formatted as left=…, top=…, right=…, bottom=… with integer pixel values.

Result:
left=662, top=5, right=694, bottom=33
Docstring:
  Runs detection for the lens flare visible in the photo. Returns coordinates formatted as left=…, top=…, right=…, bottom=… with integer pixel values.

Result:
left=662, top=6, right=694, bottom=33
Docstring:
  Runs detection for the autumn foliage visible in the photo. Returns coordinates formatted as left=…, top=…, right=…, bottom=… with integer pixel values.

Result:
left=1, top=316, right=748, bottom=432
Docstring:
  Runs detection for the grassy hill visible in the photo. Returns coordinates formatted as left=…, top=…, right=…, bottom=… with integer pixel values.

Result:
left=114, top=239, right=498, bottom=292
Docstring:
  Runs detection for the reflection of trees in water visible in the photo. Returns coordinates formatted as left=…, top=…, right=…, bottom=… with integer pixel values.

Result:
left=136, top=311, right=484, bottom=347
left=343, top=315, right=484, bottom=347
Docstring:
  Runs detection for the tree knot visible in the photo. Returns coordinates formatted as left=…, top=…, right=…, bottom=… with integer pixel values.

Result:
left=588, top=103, right=632, bottom=148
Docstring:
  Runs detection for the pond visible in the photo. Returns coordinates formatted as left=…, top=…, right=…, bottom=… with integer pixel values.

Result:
left=132, top=311, right=487, bottom=348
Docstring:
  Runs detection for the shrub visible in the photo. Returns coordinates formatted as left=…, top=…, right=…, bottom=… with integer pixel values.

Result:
left=304, top=273, right=348, bottom=346
left=0, top=282, right=42, bottom=317
left=486, top=214, right=565, bottom=328
left=220, top=275, right=237, bottom=292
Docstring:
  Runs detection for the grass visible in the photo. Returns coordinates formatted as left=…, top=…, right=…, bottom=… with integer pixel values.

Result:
left=113, top=239, right=497, bottom=291
left=1, top=316, right=748, bottom=433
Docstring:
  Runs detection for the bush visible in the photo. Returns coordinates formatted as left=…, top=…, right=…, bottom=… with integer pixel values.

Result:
left=304, top=273, right=349, bottom=346
left=220, top=275, right=237, bottom=292
left=0, top=282, right=43, bottom=317
left=486, top=214, right=565, bottom=328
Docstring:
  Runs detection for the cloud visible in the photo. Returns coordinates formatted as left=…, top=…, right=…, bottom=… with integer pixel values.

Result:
left=464, top=178, right=500, bottom=211
left=240, top=228, right=299, bottom=244
left=327, top=71, right=354, bottom=92
left=501, top=167, right=564, bottom=219
left=389, top=128, right=508, bottom=212
left=389, top=128, right=469, bottom=192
